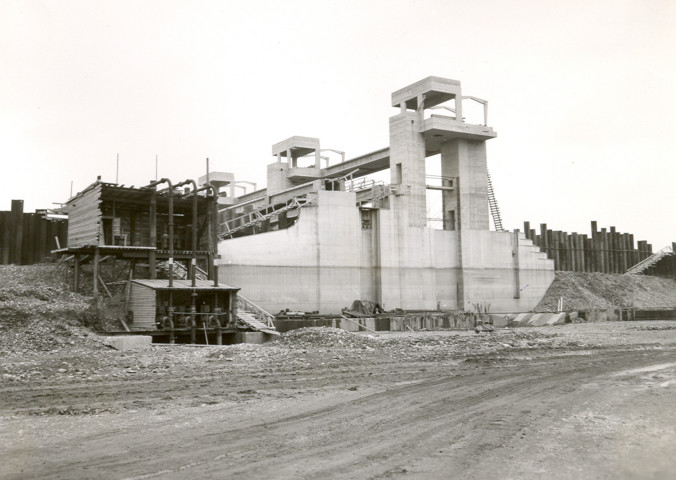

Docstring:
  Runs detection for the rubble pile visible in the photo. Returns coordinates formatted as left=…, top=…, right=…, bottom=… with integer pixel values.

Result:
left=270, top=327, right=588, bottom=356
left=272, top=327, right=382, bottom=349
left=0, top=264, right=102, bottom=356
left=537, top=271, right=676, bottom=311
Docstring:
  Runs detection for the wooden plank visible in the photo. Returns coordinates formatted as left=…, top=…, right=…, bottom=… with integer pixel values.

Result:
left=11, top=200, right=23, bottom=265
left=1, top=211, right=9, bottom=265
left=584, top=236, right=592, bottom=273
left=66, top=184, right=101, bottom=247
left=540, top=224, right=549, bottom=258
left=590, top=221, right=598, bottom=272
left=22, top=213, right=34, bottom=265
left=98, top=274, right=113, bottom=299
left=37, top=217, right=47, bottom=263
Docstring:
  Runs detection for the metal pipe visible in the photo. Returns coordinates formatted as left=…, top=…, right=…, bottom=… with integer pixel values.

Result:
left=178, top=179, right=199, bottom=288
left=144, top=178, right=175, bottom=287
left=188, top=182, right=219, bottom=287
left=213, top=316, right=222, bottom=345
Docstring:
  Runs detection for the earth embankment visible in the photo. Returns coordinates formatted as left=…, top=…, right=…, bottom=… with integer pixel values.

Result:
left=536, top=271, right=676, bottom=312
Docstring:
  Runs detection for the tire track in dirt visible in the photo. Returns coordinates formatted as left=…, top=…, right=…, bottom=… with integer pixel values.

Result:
left=5, top=349, right=675, bottom=480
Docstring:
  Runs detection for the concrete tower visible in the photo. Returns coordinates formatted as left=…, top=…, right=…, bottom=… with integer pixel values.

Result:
left=389, top=77, right=496, bottom=230
left=267, top=136, right=322, bottom=196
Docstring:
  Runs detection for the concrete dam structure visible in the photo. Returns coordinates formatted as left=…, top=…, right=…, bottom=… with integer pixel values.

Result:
left=215, top=77, right=555, bottom=314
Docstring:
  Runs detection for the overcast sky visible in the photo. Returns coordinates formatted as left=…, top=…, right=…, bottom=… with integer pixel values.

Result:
left=1, top=0, right=674, bottom=248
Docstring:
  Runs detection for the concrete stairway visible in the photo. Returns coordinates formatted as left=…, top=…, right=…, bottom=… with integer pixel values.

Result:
left=626, top=246, right=675, bottom=275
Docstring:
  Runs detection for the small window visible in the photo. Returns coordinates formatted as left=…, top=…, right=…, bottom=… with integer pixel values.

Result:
left=361, top=210, right=372, bottom=229
left=395, top=163, right=402, bottom=184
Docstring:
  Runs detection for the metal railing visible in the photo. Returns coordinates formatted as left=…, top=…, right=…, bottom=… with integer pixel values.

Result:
left=237, top=295, right=276, bottom=328
left=218, top=195, right=311, bottom=239
left=626, top=246, right=675, bottom=275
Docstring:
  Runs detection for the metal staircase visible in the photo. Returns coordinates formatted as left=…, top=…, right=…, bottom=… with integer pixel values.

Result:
left=626, top=246, right=674, bottom=275
left=219, top=195, right=312, bottom=239
left=486, top=169, right=504, bottom=232
left=236, top=295, right=279, bottom=335
left=172, top=261, right=208, bottom=281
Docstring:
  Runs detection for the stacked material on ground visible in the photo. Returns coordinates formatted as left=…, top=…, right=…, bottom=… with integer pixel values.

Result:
left=0, top=264, right=103, bottom=356
left=536, top=271, right=676, bottom=312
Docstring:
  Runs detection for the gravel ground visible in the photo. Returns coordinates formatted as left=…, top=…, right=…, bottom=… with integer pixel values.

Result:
left=2, top=321, right=676, bottom=479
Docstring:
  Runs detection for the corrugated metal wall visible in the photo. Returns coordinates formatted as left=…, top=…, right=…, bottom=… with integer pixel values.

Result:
left=129, top=283, right=156, bottom=331
left=67, top=184, right=102, bottom=247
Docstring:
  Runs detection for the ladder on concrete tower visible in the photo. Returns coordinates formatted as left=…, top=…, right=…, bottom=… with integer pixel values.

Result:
left=486, top=169, right=504, bottom=232
left=625, top=245, right=675, bottom=275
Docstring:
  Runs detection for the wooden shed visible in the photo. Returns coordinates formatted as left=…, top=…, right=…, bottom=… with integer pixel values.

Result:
left=128, top=279, right=240, bottom=335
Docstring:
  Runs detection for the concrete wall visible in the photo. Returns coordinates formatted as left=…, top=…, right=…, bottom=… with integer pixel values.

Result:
left=219, top=189, right=554, bottom=314
left=219, top=190, right=364, bottom=314
left=460, top=230, right=554, bottom=312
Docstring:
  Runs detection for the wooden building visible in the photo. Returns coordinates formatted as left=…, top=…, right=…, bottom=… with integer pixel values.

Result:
left=57, top=178, right=220, bottom=299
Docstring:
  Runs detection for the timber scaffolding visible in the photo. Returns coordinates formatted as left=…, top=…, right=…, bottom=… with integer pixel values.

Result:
left=56, top=177, right=220, bottom=297
left=522, top=220, right=676, bottom=278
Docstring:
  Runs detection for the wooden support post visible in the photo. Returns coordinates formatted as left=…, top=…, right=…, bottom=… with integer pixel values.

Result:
left=620, top=233, right=628, bottom=273
left=600, top=228, right=607, bottom=273
left=540, top=224, right=549, bottom=258
left=10, top=200, right=23, bottom=265
left=628, top=234, right=635, bottom=267
left=552, top=231, right=560, bottom=270
left=590, top=221, right=598, bottom=272
left=73, top=254, right=80, bottom=292
left=571, top=233, right=579, bottom=272
left=566, top=233, right=577, bottom=272
left=1, top=212, right=8, bottom=265
left=22, top=213, right=33, bottom=265
left=93, top=247, right=100, bottom=301
left=583, top=236, right=592, bottom=272
left=37, top=217, right=47, bottom=263
left=607, top=227, right=614, bottom=273
left=523, top=222, right=530, bottom=240
left=573, top=234, right=580, bottom=272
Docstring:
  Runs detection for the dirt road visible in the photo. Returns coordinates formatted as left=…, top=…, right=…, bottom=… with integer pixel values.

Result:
left=2, top=322, right=676, bottom=479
